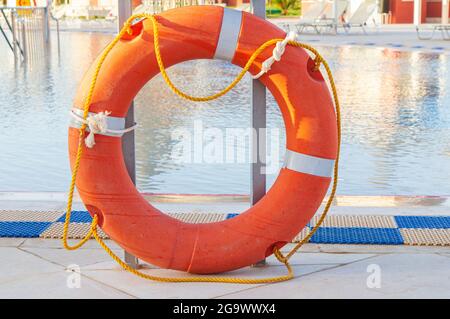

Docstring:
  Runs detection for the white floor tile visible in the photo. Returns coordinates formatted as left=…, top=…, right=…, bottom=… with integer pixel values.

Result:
left=0, top=247, right=63, bottom=284
left=218, top=253, right=450, bottom=298
left=21, top=247, right=123, bottom=267
left=0, top=271, right=133, bottom=299
left=0, top=238, right=26, bottom=247
left=265, top=252, right=375, bottom=265
left=82, top=264, right=332, bottom=299
left=20, top=238, right=122, bottom=250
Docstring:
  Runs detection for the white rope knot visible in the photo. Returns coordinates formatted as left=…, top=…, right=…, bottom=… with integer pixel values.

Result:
left=84, top=111, right=111, bottom=148
left=253, top=31, right=297, bottom=80
left=70, top=109, right=137, bottom=149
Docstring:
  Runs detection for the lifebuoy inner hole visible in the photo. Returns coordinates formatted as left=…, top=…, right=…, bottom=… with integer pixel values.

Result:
left=131, top=59, right=287, bottom=222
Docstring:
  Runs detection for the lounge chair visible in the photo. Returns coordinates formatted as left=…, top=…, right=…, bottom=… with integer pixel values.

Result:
left=309, top=0, right=349, bottom=34
left=282, top=0, right=327, bottom=33
left=340, top=0, right=378, bottom=34
left=416, top=24, right=450, bottom=40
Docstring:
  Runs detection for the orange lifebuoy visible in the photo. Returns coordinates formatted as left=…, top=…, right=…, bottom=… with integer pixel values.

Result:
left=69, top=6, right=338, bottom=274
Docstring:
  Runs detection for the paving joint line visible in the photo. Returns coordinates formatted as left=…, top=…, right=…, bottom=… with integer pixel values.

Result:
left=17, top=246, right=139, bottom=298
left=211, top=254, right=380, bottom=299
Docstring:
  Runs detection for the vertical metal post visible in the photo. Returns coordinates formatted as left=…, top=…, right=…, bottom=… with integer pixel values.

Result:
left=333, top=0, right=338, bottom=34
left=44, top=5, right=50, bottom=43
left=21, top=20, right=27, bottom=63
left=54, top=13, right=60, bottom=54
left=11, top=11, right=18, bottom=63
left=251, top=0, right=267, bottom=267
left=8, top=9, right=23, bottom=62
left=118, top=0, right=140, bottom=269
left=43, top=6, right=47, bottom=43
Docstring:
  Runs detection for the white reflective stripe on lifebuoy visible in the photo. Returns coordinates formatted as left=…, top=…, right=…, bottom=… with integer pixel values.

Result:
left=283, top=149, right=334, bottom=178
left=213, top=8, right=242, bottom=61
left=69, top=108, right=126, bottom=137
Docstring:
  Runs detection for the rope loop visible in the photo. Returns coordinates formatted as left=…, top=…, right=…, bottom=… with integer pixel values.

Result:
left=273, top=247, right=288, bottom=264
left=253, top=31, right=297, bottom=80
left=313, top=56, right=323, bottom=71
left=125, top=24, right=133, bottom=35
left=63, top=12, right=341, bottom=283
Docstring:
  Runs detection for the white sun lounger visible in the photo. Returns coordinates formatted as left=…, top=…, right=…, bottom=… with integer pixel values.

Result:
left=282, top=0, right=327, bottom=33
left=416, top=24, right=450, bottom=40
left=309, top=0, right=349, bottom=34
left=340, top=0, right=378, bottom=34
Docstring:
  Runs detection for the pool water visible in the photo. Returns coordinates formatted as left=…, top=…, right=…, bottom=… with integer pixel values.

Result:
left=0, top=32, right=449, bottom=195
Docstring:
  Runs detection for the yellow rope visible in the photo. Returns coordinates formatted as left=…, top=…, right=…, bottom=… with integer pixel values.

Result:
left=63, top=13, right=341, bottom=283
left=91, top=215, right=293, bottom=283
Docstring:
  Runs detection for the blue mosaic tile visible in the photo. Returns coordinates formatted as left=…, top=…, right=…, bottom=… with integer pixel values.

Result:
left=395, top=216, right=450, bottom=229
left=0, top=222, right=51, bottom=238
left=56, top=211, right=92, bottom=223
left=309, top=227, right=404, bottom=245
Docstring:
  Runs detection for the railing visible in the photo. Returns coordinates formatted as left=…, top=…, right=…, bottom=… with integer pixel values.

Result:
left=0, top=6, right=51, bottom=64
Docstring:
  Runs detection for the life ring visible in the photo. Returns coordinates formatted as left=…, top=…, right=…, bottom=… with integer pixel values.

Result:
left=68, top=6, right=338, bottom=274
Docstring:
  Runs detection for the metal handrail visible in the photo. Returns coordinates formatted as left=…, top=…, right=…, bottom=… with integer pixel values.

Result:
left=0, top=7, right=24, bottom=57
left=48, top=6, right=60, bottom=53
left=0, top=10, right=14, bottom=52
left=1, top=6, right=50, bottom=64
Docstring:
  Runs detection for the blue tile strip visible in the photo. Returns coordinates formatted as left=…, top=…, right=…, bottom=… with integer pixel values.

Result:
left=0, top=222, right=51, bottom=238
left=56, top=211, right=92, bottom=223
left=1, top=212, right=449, bottom=244
left=394, top=216, right=450, bottom=229
left=309, top=227, right=404, bottom=245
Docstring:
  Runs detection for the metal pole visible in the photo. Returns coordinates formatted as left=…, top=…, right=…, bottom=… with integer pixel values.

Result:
left=55, top=14, right=60, bottom=54
left=44, top=5, right=50, bottom=43
left=117, top=0, right=140, bottom=269
left=251, top=0, right=267, bottom=267
left=30, top=9, right=36, bottom=61
left=6, top=9, right=24, bottom=58
left=11, top=10, right=18, bottom=64
left=21, top=20, right=27, bottom=63
left=333, top=0, right=338, bottom=34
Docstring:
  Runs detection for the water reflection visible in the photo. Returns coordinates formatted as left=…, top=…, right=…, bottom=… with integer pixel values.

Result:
left=0, top=32, right=448, bottom=195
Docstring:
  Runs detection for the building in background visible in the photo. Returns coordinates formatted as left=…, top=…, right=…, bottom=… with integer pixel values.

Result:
left=387, top=0, right=449, bottom=23
left=6, top=0, right=448, bottom=24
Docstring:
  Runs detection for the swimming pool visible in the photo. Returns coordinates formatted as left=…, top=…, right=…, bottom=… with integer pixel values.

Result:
left=0, top=32, right=449, bottom=195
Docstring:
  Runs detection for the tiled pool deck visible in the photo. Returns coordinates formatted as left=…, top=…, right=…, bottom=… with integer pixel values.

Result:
left=277, top=22, right=450, bottom=54
left=0, top=193, right=449, bottom=298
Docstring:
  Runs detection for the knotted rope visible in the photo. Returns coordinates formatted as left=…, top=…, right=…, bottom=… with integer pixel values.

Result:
left=253, top=31, right=297, bottom=80
left=70, top=109, right=137, bottom=148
